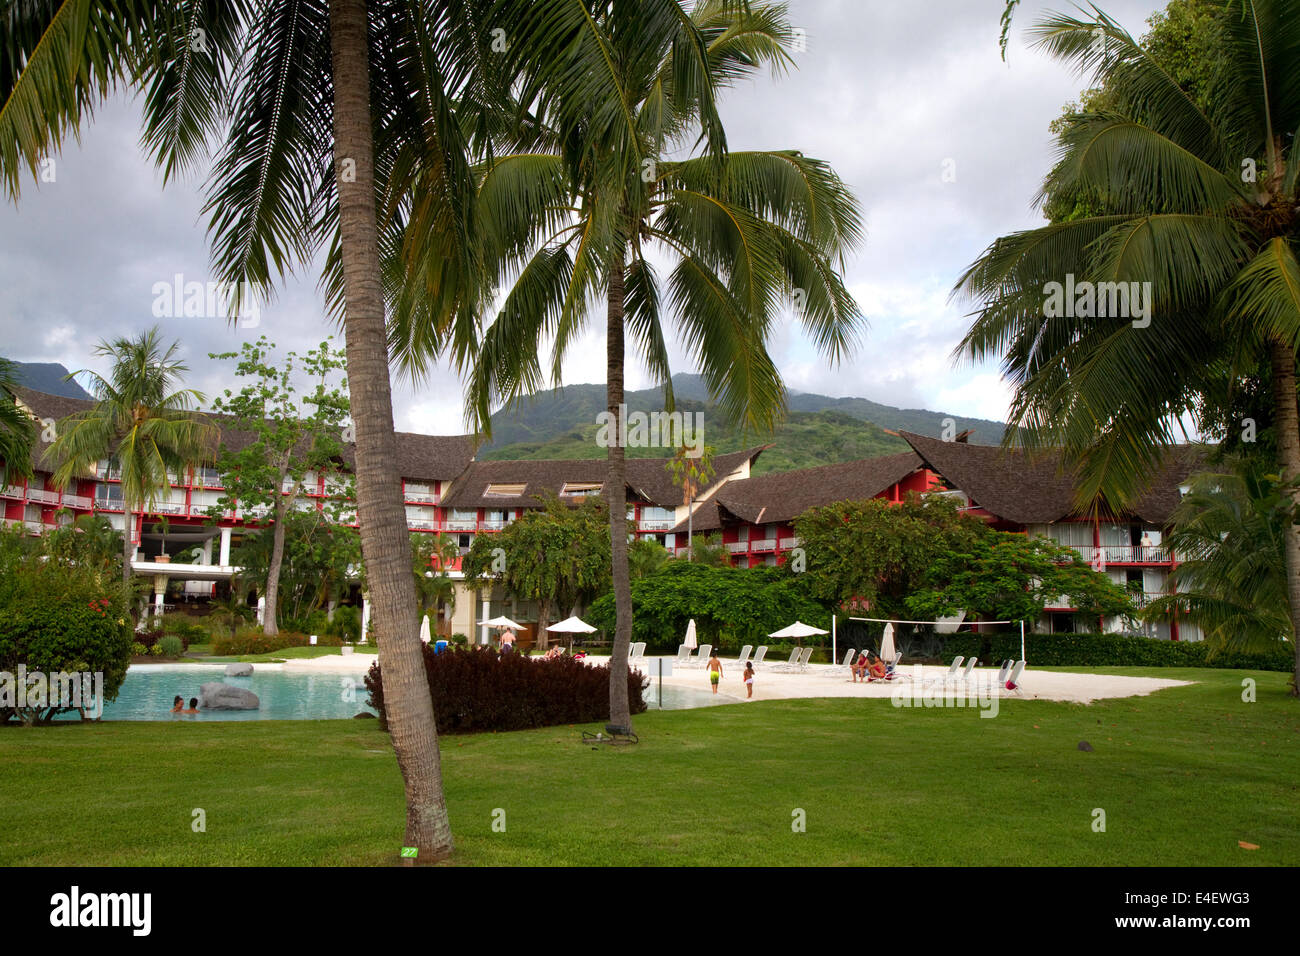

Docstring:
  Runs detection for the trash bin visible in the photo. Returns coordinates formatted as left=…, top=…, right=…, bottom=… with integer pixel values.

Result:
left=435, top=639, right=449, bottom=655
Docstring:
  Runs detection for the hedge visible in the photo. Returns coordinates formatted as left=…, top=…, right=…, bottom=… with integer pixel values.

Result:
left=210, top=628, right=342, bottom=656
left=365, top=645, right=648, bottom=733
left=936, top=632, right=1293, bottom=671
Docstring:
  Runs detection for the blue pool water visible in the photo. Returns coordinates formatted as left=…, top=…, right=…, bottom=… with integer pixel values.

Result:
left=62, top=663, right=730, bottom=720
left=58, top=664, right=376, bottom=721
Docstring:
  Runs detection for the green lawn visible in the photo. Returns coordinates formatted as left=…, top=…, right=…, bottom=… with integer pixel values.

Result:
left=1, top=667, right=1295, bottom=866
left=190, top=645, right=379, bottom=663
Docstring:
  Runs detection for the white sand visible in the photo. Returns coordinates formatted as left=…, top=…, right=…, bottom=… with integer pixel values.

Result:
left=636, top=658, right=1191, bottom=705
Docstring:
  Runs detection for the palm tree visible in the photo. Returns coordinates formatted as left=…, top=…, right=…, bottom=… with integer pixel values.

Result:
left=463, top=0, right=865, bottom=729
left=1, top=0, right=513, bottom=862
left=0, top=358, right=36, bottom=483
left=954, top=1, right=1300, bottom=692
left=1147, top=457, right=1293, bottom=661
left=47, top=328, right=215, bottom=585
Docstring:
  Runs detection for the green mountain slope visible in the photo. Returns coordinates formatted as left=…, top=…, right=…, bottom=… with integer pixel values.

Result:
left=480, top=374, right=1005, bottom=474
left=1, top=360, right=93, bottom=400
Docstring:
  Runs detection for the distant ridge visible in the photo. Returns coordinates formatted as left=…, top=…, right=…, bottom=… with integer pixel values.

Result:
left=480, top=373, right=1007, bottom=476
left=1, top=360, right=93, bottom=401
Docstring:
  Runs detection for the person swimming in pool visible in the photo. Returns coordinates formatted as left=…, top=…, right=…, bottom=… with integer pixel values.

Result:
left=707, top=649, right=723, bottom=694
left=183, top=697, right=200, bottom=714
left=170, top=695, right=184, bottom=713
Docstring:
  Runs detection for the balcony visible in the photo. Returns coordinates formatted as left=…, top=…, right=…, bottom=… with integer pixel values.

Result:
left=749, top=538, right=777, bottom=553
left=94, top=496, right=124, bottom=512
left=149, top=501, right=189, bottom=516
left=26, top=488, right=62, bottom=505
left=478, top=520, right=506, bottom=531
left=1072, top=545, right=1171, bottom=565
left=726, top=541, right=750, bottom=554
left=408, top=519, right=437, bottom=531
left=444, top=519, right=476, bottom=532
left=404, top=491, right=439, bottom=505
left=2, top=484, right=25, bottom=500
left=61, top=493, right=91, bottom=510
left=779, top=536, right=800, bottom=550
left=638, top=519, right=675, bottom=531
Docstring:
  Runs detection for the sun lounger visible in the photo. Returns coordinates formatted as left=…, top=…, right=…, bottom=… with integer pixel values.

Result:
left=995, top=660, right=1012, bottom=685
left=751, top=646, right=768, bottom=665
left=687, top=643, right=712, bottom=666
left=736, top=645, right=753, bottom=667
left=958, top=657, right=979, bottom=682
left=1006, top=660, right=1025, bottom=693
left=933, top=656, right=963, bottom=685
left=675, top=645, right=693, bottom=664
left=768, top=647, right=801, bottom=670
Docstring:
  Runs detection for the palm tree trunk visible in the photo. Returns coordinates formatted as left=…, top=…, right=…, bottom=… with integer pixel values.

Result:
left=1269, top=341, right=1300, bottom=696
left=330, top=0, right=453, bottom=861
left=606, top=247, right=633, bottom=730
left=121, top=498, right=133, bottom=586
left=264, top=493, right=287, bottom=637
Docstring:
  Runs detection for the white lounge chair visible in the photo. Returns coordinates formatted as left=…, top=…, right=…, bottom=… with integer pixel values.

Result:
left=1006, top=660, right=1025, bottom=693
left=934, top=656, right=964, bottom=685
left=691, top=643, right=713, bottom=666
left=770, top=647, right=801, bottom=669
left=959, top=657, right=979, bottom=682
left=838, top=647, right=857, bottom=669
left=995, top=660, right=1012, bottom=685
left=675, top=645, right=693, bottom=665
left=798, top=647, right=814, bottom=671
left=632, top=641, right=647, bottom=661
left=736, top=645, right=753, bottom=667
left=752, top=646, right=768, bottom=665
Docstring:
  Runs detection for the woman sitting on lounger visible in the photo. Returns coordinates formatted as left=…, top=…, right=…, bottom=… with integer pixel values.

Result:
left=850, top=652, right=871, bottom=683
left=866, top=651, right=887, bottom=681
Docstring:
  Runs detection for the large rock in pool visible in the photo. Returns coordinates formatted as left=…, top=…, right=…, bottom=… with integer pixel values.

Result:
left=224, top=662, right=254, bottom=677
left=200, top=682, right=260, bottom=711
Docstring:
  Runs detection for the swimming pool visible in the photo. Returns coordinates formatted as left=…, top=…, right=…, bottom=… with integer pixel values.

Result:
left=62, top=663, right=731, bottom=720
left=55, top=664, right=376, bottom=721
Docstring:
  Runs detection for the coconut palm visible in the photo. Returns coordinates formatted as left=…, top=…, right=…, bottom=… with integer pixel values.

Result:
left=47, top=328, right=215, bottom=585
left=462, top=0, right=865, bottom=728
left=0, top=358, right=36, bottom=483
left=1146, top=457, right=1294, bottom=661
left=0, top=0, right=516, bottom=861
left=954, top=1, right=1300, bottom=692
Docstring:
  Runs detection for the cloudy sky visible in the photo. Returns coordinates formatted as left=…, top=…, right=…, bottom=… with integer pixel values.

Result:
left=0, top=0, right=1170, bottom=436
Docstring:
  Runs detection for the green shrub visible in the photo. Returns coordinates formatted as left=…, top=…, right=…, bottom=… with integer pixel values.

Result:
left=156, top=635, right=185, bottom=658
left=365, top=645, right=648, bottom=734
left=130, top=643, right=148, bottom=657
left=210, top=629, right=312, bottom=656
left=937, top=632, right=1293, bottom=671
left=162, top=617, right=207, bottom=647
left=328, top=605, right=361, bottom=643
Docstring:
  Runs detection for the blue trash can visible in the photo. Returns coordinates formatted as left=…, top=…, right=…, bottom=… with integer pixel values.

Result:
left=435, top=640, right=449, bottom=655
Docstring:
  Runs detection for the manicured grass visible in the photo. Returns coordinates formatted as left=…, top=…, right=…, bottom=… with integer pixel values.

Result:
left=1, top=667, right=1295, bottom=866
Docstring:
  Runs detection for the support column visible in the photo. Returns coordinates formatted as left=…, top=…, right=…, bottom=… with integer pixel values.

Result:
left=360, top=593, right=371, bottom=644
left=219, top=526, right=232, bottom=566
left=481, top=594, right=490, bottom=645
left=153, top=574, right=168, bottom=624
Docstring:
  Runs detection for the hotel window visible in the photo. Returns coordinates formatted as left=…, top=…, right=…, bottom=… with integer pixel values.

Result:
left=484, top=483, right=525, bottom=498
left=560, top=482, right=602, bottom=497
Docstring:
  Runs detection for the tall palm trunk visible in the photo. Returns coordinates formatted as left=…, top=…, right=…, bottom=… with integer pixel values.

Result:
left=264, top=492, right=287, bottom=637
left=606, top=247, right=633, bottom=729
left=330, top=0, right=453, bottom=861
left=121, top=499, right=133, bottom=585
left=1269, top=341, right=1300, bottom=696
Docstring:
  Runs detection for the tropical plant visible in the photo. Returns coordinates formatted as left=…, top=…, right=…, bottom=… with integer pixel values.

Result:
left=411, top=531, right=459, bottom=633
left=207, top=337, right=351, bottom=636
left=667, top=443, right=715, bottom=559
left=957, top=0, right=1300, bottom=692
left=464, top=0, right=865, bottom=728
left=46, top=328, right=215, bottom=585
left=0, top=357, right=36, bottom=483
left=42, top=513, right=123, bottom=578
left=232, top=510, right=360, bottom=630
left=628, top=537, right=670, bottom=580
left=1147, top=457, right=1295, bottom=663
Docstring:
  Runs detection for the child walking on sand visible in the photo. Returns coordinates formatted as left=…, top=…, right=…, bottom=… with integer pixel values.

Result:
left=743, top=661, right=755, bottom=699
left=707, top=649, right=723, bottom=694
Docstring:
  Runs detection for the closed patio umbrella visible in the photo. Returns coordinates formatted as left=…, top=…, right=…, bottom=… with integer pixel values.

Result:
left=880, top=622, right=896, bottom=662
left=419, top=614, right=432, bottom=643
left=684, top=618, right=698, bottom=649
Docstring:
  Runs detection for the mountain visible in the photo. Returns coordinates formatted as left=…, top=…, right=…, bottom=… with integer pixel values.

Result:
left=480, top=374, right=1006, bottom=475
left=1, top=360, right=93, bottom=401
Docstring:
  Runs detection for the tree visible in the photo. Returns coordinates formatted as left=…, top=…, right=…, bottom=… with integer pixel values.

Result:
left=957, top=0, right=1300, bottom=693
left=0, top=0, right=513, bottom=860
left=667, top=443, right=715, bottom=559
left=208, top=337, right=350, bottom=636
left=43, top=513, right=124, bottom=580
left=628, top=537, right=670, bottom=581
left=411, top=531, right=459, bottom=635
left=462, top=495, right=612, bottom=650
left=47, top=328, right=215, bottom=586
left=0, top=358, right=36, bottom=483
left=906, top=530, right=1135, bottom=628
left=232, top=510, right=361, bottom=628
left=1147, top=458, right=1294, bottom=663
left=467, top=0, right=865, bottom=729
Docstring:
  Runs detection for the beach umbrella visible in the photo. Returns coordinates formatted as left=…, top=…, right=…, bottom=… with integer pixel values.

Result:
left=419, top=614, right=431, bottom=643
left=767, top=620, right=829, bottom=639
left=546, top=615, right=597, bottom=633
left=485, top=615, right=525, bottom=630
left=880, top=622, right=896, bottom=662
left=684, top=618, right=698, bottom=649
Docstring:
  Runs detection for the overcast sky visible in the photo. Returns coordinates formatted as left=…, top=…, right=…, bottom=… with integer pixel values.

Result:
left=0, top=0, right=1170, bottom=437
